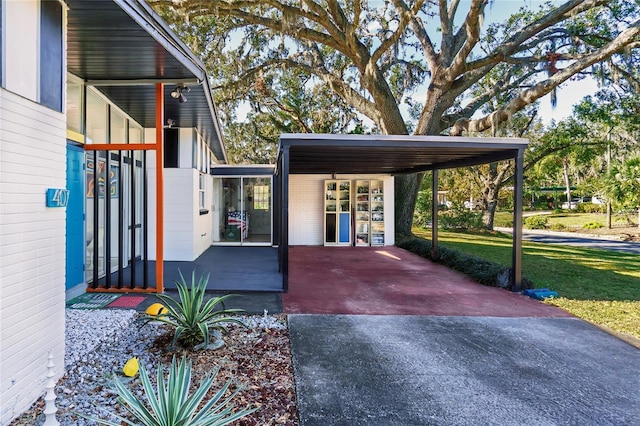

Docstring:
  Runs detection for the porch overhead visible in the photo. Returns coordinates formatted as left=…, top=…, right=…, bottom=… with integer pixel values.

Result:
left=65, top=0, right=225, bottom=161
left=278, top=133, right=528, bottom=174
left=275, top=133, right=529, bottom=293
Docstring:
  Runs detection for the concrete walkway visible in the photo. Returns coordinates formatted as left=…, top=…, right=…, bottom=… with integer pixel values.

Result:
left=289, top=315, right=640, bottom=425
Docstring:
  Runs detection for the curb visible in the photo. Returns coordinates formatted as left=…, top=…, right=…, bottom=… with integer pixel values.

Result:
left=587, top=321, right=640, bottom=351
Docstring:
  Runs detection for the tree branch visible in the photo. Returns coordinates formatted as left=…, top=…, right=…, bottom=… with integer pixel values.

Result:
left=373, top=0, right=426, bottom=65
left=445, top=0, right=486, bottom=78
left=450, top=20, right=640, bottom=135
left=394, top=0, right=439, bottom=72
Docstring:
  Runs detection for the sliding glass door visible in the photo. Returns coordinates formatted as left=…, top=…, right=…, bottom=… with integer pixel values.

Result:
left=214, top=176, right=272, bottom=245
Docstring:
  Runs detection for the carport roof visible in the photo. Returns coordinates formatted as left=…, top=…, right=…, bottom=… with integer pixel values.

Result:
left=278, top=133, right=528, bottom=174
left=66, top=0, right=225, bottom=161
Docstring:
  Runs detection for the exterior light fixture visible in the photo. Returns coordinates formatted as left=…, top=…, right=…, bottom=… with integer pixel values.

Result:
left=170, top=84, right=190, bottom=103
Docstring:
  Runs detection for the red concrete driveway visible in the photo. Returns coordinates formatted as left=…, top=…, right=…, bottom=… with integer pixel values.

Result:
left=283, top=246, right=571, bottom=317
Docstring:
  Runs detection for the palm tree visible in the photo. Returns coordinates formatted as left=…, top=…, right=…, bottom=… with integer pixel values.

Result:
left=605, top=157, right=640, bottom=228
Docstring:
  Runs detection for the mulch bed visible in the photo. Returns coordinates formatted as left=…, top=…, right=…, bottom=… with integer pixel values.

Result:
left=9, top=314, right=298, bottom=425
left=150, top=316, right=298, bottom=425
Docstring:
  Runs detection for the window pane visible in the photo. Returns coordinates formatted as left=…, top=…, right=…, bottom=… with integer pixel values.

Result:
left=86, top=90, right=107, bottom=143
left=110, top=109, right=126, bottom=143
left=129, top=125, right=142, bottom=143
left=66, top=79, right=82, bottom=134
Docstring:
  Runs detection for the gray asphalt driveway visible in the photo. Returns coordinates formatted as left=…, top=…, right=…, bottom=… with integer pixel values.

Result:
left=289, top=315, right=640, bottom=426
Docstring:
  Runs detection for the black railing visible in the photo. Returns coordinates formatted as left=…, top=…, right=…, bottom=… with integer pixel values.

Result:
left=88, top=149, right=149, bottom=290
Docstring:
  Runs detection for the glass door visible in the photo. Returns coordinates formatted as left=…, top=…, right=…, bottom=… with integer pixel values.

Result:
left=242, top=177, right=272, bottom=243
left=216, top=176, right=272, bottom=245
left=220, top=178, right=243, bottom=243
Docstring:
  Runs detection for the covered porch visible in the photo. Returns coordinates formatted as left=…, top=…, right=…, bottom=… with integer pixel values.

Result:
left=92, top=246, right=282, bottom=292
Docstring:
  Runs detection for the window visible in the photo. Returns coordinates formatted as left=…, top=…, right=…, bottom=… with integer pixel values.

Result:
left=110, top=109, right=127, bottom=144
left=253, top=185, right=270, bottom=210
left=199, top=173, right=207, bottom=214
left=164, top=128, right=179, bottom=168
left=67, top=78, right=83, bottom=134
left=129, top=125, right=142, bottom=144
left=86, top=90, right=108, bottom=143
left=40, top=0, right=63, bottom=111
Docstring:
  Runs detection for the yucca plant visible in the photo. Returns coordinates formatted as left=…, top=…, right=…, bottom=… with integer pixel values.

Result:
left=139, top=271, right=246, bottom=349
left=83, top=355, right=257, bottom=425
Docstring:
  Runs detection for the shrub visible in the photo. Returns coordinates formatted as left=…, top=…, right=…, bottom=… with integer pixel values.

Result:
left=139, top=271, right=246, bottom=349
left=583, top=221, right=604, bottom=230
left=550, top=223, right=566, bottom=231
left=575, top=202, right=604, bottom=214
left=524, top=215, right=548, bottom=229
left=397, top=237, right=533, bottom=289
left=82, top=355, right=257, bottom=425
left=438, top=207, right=484, bottom=230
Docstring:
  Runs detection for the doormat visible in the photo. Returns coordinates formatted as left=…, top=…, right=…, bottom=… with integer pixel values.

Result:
left=66, top=293, right=120, bottom=310
left=106, top=295, right=146, bottom=309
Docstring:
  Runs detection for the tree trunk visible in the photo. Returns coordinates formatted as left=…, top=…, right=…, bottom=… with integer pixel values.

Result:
left=562, top=159, right=572, bottom=209
left=394, top=173, right=422, bottom=237
left=480, top=163, right=502, bottom=230
left=484, top=201, right=498, bottom=230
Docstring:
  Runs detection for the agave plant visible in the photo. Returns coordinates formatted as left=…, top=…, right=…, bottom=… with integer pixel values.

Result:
left=83, top=355, right=257, bottom=426
left=139, top=270, right=246, bottom=348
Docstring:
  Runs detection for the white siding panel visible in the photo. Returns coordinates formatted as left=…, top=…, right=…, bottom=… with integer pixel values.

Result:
left=162, top=168, right=213, bottom=261
left=289, top=175, right=325, bottom=245
left=163, top=168, right=196, bottom=261
left=288, top=174, right=395, bottom=246
left=0, top=90, right=66, bottom=425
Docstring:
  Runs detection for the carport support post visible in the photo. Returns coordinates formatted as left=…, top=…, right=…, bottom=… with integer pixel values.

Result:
left=281, top=145, right=290, bottom=292
left=431, top=169, right=439, bottom=259
left=511, top=149, right=524, bottom=292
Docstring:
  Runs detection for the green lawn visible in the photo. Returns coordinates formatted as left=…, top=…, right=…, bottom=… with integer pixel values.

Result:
left=412, top=228, right=640, bottom=339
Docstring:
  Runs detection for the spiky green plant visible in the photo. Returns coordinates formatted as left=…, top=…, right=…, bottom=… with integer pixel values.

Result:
left=83, top=355, right=257, bottom=425
left=139, top=271, right=246, bottom=348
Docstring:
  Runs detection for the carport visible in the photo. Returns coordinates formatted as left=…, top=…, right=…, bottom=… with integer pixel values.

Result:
left=275, top=134, right=528, bottom=291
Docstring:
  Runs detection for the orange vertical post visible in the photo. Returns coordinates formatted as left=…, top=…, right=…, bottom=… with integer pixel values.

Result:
left=155, top=83, right=164, bottom=292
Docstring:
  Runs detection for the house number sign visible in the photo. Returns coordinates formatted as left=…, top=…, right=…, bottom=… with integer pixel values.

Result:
left=46, top=188, right=69, bottom=208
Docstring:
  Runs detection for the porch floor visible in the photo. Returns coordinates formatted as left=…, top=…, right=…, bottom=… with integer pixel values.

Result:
left=91, top=246, right=282, bottom=292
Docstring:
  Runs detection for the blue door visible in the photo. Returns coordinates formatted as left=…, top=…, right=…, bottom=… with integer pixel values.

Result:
left=66, top=144, right=85, bottom=290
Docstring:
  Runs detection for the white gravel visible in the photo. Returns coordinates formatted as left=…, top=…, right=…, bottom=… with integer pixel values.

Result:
left=21, top=308, right=286, bottom=425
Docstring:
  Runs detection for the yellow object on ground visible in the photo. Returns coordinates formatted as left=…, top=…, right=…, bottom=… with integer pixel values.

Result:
left=145, top=303, right=168, bottom=316
left=123, top=357, right=139, bottom=377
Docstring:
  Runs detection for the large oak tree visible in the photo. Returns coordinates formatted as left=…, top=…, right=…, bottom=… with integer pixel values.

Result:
left=151, top=0, right=640, bottom=236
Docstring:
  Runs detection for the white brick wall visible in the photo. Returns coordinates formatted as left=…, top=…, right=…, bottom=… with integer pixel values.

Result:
left=289, top=174, right=395, bottom=246
left=0, top=89, right=66, bottom=425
